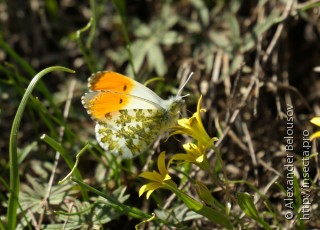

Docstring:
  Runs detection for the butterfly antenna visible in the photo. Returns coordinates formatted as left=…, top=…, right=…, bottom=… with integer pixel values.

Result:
left=177, top=72, right=194, bottom=97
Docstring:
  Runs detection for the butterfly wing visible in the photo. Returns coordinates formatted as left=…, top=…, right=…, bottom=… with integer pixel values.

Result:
left=95, top=108, right=170, bottom=158
left=82, top=90, right=163, bottom=122
left=82, top=71, right=169, bottom=122
left=82, top=71, right=182, bottom=158
left=87, top=71, right=165, bottom=105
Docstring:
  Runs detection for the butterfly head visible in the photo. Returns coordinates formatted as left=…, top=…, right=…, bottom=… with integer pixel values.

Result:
left=160, top=95, right=184, bottom=125
left=162, top=72, right=193, bottom=123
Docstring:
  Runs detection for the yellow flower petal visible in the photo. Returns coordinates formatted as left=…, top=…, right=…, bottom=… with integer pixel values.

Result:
left=196, top=154, right=204, bottom=163
left=310, top=131, right=320, bottom=141
left=139, top=183, right=163, bottom=198
left=177, top=118, right=191, bottom=128
left=172, top=142, right=210, bottom=170
left=182, top=143, right=195, bottom=151
left=310, top=117, right=320, bottom=127
left=163, top=173, right=171, bottom=181
left=197, top=95, right=202, bottom=112
left=157, top=151, right=167, bottom=177
left=139, top=184, right=148, bottom=197
left=139, top=152, right=173, bottom=199
left=170, top=95, right=216, bottom=148
left=146, top=190, right=154, bottom=199
left=139, top=171, right=163, bottom=183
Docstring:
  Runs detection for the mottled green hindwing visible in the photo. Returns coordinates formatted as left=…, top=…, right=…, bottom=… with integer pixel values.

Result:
left=95, top=108, right=176, bottom=158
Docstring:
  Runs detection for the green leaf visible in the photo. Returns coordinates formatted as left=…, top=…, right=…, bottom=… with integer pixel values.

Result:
left=180, top=19, right=201, bottom=33
left=190, top=0, right=209, bottom=27
left=40, top=134, right=88, bottom=200
left=159, top=4, right=179, bottom=30
left=112, top=0, right=136, bottom=77
left=71, top=178, right=154, bottom=221
left=75, top=17, right=96, bottom=72
left=134, top=22, right=151, bottom=37
left=294, top=176, right=302, bottom=209
left=17, top=165, right=77, bottom=229
left=229, top=53, right=243, bottom=75
left=225, top=12, right=241, bottom=45
left=161, top=31, right=183, bottom=45
left=147, top=44, right=167, bottom=76
left=229, top=0, right=242, bottom=13
left=112, top=0, right=126, bottom=21
left=107, top=47, right=128, bottom=67
left=237, top=192, right=260, bottom=220
left=204, top=52, right=214, bottom=74
left=7, top=66, right=75, bottom=230
left=127, top=40, right=149, bottom=76
left=241, top=10, right=281, bottom=52
left=297, top=2, right=320, bottom=12
left=46, top=186, right=130, bottom=229
left=165, top=183, right=233, bottom=229
left=17, top=141, right=37, bottom=164
left=237, top=192, right=272, bottom=230
left=275, top=181, right=287, bottom=194
left=209, top=30, right=232, bottom=53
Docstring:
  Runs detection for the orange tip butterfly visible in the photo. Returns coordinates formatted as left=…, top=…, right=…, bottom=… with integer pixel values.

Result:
left=82, top=71, right=192, bottom=158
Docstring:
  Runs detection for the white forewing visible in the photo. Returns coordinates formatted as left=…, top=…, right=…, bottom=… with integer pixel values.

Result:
left=89, top=71, right=166, bottom=106
left=82, top=90, right=162, bottom=109
left=82, top=91, right=165, bottom=123
left=128, top=80, right=166, bottom=106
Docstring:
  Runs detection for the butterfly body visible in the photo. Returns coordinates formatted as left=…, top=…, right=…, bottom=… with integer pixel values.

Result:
left=82, top=71, right=183, bottom=158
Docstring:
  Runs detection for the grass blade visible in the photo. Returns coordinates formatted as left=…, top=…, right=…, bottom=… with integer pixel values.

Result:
left=7, top=66, right=75, bottom=230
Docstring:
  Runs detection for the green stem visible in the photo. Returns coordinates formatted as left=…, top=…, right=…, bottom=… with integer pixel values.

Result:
left=7, top=66, right=75, bottom=230
left=112, top=0, right=136, bottom=77
left=76, top=18, right=95, bottom=73
left=164, top=182, right=233, bottom=229
left=0, top=36, right=35, bottom=76
left=58, top=143, right=89, bottom=185
left=211, top=145, right=233, bottom=213
left=87, top=0, right=97, bottom=49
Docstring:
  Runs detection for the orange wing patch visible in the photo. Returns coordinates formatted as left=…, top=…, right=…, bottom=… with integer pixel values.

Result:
left=86, top=92, right=129, bottom=120
left=88, top=71, right=134, bottom=93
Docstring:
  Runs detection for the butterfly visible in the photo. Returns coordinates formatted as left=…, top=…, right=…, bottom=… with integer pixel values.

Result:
left=82, top=71, right=191, bottom=158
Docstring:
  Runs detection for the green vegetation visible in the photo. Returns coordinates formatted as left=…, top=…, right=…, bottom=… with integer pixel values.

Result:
left=1, top=0, right=319, bottom=229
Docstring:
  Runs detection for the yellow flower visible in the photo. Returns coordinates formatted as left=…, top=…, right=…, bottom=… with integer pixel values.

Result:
left=139, top=152, right=176, bottom=199
left=171, top=143, right=209, bottom=170
left=310, top=117, right=320, bottom=141
left=169, top=95, right=218, bottom=148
